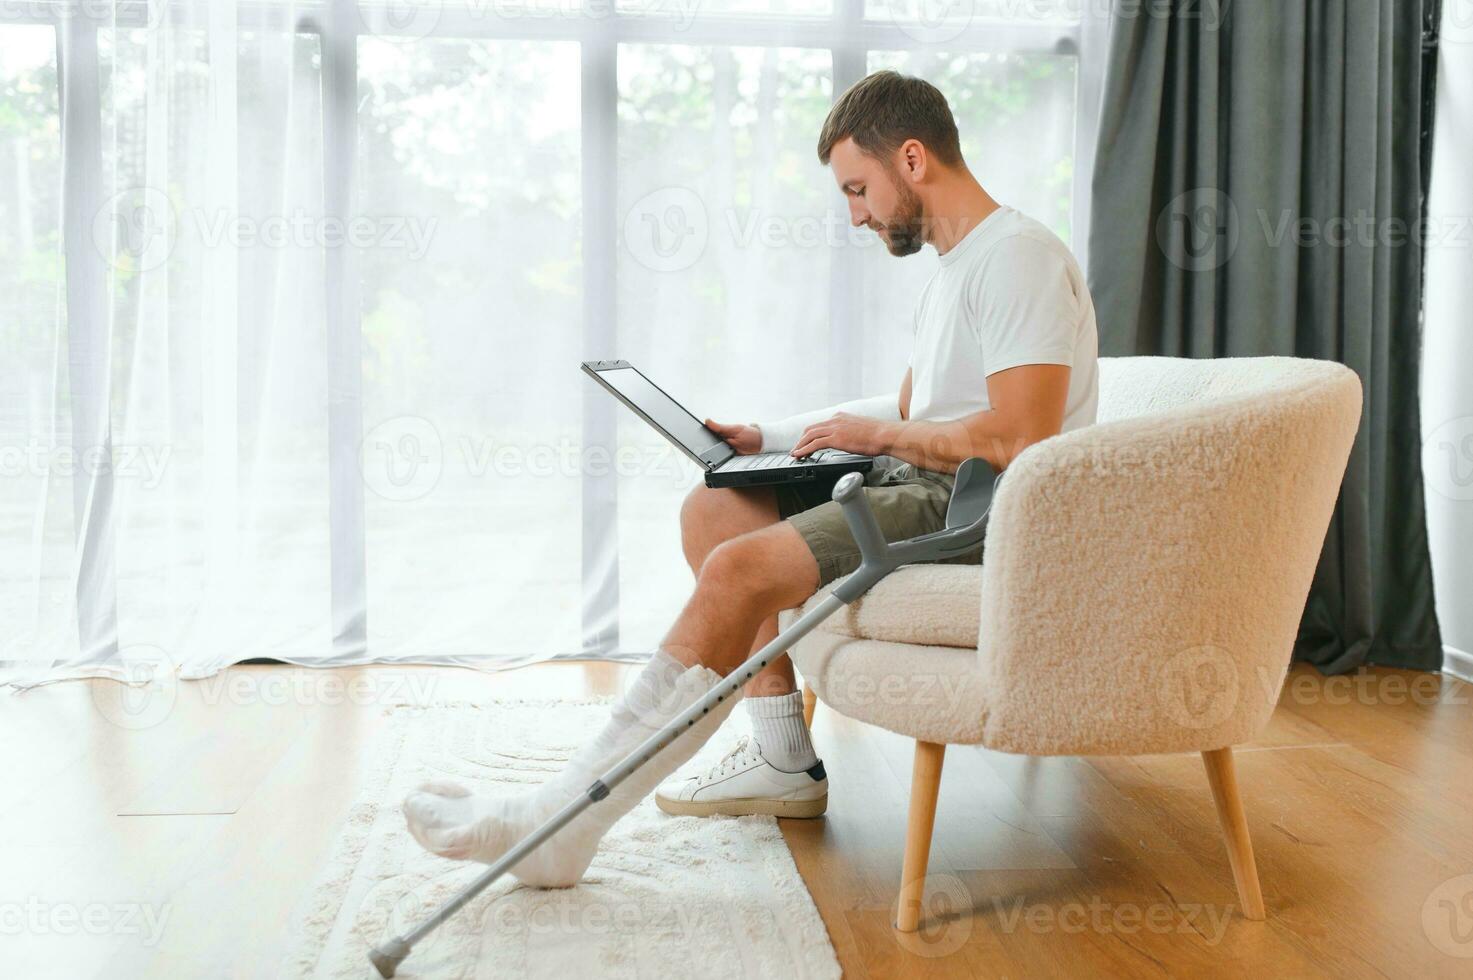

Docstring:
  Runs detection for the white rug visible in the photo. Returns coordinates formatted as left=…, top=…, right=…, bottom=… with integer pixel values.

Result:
left=282, top=698, right=842, bottom=979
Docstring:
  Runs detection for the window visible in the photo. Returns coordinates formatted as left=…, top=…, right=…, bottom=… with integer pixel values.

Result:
left=0, top=0, right=1105, bottom=673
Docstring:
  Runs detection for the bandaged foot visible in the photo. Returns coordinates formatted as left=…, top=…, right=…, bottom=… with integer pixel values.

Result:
left=402, top=650, right=740, bottom=887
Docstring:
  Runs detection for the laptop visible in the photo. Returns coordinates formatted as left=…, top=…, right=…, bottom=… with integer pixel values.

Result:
left=581, top=360, right=874, bottom=489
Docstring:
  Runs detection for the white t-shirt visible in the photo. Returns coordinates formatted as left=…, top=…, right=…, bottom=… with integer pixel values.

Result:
left=755, top=205, right=1098, bottom=452
left=907, top=205, right=1098, bottom=434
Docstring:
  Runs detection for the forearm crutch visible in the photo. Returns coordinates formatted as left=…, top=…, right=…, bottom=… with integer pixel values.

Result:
left=370, top=459, right=1000, bottom=977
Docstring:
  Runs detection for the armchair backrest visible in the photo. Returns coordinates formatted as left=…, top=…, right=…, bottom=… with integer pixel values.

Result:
left=975, top=357, right=1363, bottom=755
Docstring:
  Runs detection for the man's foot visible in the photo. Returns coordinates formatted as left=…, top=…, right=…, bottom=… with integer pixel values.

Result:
left=402, top=779, right=596, bottom=888
left=401, top=650, right=745, bottom=888
left=655, top=735, right=828, bottom=818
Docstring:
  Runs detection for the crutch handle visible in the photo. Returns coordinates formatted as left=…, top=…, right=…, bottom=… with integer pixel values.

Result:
left=832, top=472, right=889, bottom=564
left=829, top=459, right=1000, bottom=603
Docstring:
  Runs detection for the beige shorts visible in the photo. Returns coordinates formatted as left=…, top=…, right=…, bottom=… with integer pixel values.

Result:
left=775, top=460, right=986, bottom=587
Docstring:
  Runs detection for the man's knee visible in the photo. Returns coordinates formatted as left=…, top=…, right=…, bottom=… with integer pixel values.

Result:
left=679, top=484, right=718, bottom=535
left=696, top=526, right=818, bottom=614
left=679, top=484, right=777, bottom=570
left=679, top=485, right=721, bottom=567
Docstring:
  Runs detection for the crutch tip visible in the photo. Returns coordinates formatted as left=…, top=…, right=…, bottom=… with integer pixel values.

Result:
left=369, top=937, right=411, bottom=977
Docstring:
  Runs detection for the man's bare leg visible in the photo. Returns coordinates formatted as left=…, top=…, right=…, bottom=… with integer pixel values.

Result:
left=678, top=484, right=822, bottom=776
left=662, top=520, right=820, bottom=674
left=679, top=484, right=801, bottom=699
left=402, top=522, right=822, bottom=886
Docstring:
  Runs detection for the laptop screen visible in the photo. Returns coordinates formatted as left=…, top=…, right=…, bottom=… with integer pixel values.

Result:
left=586, top=363, right=736, bottom=469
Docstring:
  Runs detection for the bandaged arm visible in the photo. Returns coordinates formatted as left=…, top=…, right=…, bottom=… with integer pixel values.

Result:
left=752, top=392, right=902, bottom=454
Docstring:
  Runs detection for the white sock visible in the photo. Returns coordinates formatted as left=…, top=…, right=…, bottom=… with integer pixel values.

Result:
left=747, top=691, right=819, bottom=773
left=402, top=650, right=741, bottom=887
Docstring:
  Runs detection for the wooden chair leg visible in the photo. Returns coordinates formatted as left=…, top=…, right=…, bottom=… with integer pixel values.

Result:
left=801, top=683, right=817, bottom=728
left=1201, top=746, right=1266, bottom=920
left=896, top=740, right=947, bottom=932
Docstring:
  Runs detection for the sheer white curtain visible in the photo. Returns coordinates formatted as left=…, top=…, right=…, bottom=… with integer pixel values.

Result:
left=2, top=1, right=333, bottom=686
left=0, top=0, right=1101, bottom=687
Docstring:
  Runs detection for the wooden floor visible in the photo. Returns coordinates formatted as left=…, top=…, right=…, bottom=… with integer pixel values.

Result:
left=4, top=661, right=1471, bottom=978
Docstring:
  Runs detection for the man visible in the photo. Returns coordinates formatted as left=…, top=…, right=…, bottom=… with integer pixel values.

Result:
left=401, top=71, right=1098, bottom=887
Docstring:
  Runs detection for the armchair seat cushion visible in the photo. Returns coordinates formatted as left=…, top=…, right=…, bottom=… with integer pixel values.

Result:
left=779, top=564, right=983, bottom=648
left=783, top=629, right=990, bottom=744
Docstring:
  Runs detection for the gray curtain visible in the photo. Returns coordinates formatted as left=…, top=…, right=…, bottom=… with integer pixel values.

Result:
left=1087, top=0, right=1443, bottom=672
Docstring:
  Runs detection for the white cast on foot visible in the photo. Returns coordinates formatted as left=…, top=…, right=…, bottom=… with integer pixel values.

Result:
left=402, top=650, right=741, bottom=887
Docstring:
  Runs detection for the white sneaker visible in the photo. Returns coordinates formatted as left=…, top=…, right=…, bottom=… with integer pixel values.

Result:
left=655, top=735, right=828, bottom=818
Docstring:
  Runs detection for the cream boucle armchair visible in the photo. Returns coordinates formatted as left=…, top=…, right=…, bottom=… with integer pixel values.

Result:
left=782, top=356, right=1363, bottom=933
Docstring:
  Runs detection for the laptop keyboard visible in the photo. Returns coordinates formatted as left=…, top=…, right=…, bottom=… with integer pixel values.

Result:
left=722, top=452, right=814, bottom=471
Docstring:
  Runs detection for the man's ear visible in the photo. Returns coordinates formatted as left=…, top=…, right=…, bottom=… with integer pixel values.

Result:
left=898, top=138, right=927, bottom=183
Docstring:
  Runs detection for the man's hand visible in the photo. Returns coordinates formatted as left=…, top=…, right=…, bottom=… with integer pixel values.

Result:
left=704, top=419, right=763, bottom=455
left=790, top=412, right=897, bottom=459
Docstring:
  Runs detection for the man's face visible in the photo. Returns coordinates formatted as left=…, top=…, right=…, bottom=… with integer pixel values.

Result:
left=829, top=137, right=926, bottom=257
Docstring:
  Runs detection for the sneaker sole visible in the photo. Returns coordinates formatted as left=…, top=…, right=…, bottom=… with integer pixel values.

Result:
left=655, top=793, right=828, bottom=819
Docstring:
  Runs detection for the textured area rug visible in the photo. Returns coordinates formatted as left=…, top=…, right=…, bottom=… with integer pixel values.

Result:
left=282, top=699, right=842, bottom=979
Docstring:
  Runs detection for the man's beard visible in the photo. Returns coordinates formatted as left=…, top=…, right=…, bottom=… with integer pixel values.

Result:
left=876, top=171, right=926, bottom=257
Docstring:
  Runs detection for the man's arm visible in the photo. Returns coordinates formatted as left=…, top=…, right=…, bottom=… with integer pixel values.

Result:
left=789, top=363, right=1069, bottom=472
left=710, top=369, right=914, bottom=457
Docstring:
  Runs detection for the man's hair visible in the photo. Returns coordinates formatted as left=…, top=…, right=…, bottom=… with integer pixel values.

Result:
left=817, top=70, right=964, bottom=168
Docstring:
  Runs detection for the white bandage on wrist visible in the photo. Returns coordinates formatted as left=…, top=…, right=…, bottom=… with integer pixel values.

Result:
left=754, top=392, right=902, bottom=454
